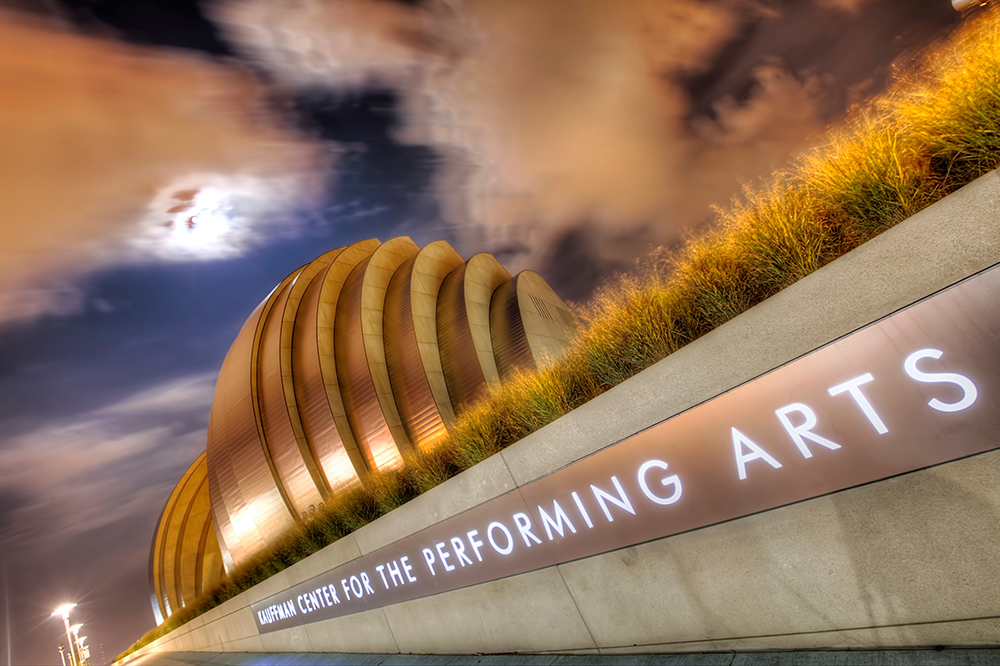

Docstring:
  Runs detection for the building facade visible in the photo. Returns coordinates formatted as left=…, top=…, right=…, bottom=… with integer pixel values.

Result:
left=149, top=237, right=579, bottom=623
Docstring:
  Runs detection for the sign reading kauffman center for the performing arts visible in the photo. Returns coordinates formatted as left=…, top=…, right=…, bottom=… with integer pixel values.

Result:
left=253, top=264, right=1000, bottom=633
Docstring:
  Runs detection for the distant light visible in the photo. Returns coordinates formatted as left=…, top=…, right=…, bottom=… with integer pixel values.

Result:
left=166, top=188, right=233, bottom=254
left=51, top=603, right=76, bottom=619
left=953, top=0, right=989, bottom=11
left=69, top=623, right=82, bottom=635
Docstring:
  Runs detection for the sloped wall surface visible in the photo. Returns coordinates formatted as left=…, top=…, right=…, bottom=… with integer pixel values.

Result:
left=123, top=169, right=1000, bottom=659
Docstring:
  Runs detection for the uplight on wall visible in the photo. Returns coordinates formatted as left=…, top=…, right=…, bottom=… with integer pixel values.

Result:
left=953, top=0, right=990, bottom=11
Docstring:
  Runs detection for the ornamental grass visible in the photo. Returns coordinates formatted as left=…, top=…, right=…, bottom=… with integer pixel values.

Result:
left=120, top=7, right=1000, bottom=660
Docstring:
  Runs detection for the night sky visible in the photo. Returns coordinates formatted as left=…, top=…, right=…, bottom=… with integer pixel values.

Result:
left=0, top=0, right=963, bottom=663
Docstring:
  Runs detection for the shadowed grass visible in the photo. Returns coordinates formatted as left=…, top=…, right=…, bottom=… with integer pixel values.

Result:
left=119, top=7, right=1000, bottom=662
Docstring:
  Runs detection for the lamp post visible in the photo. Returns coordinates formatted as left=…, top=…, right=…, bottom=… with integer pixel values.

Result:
left=51, top=604, right=78, bottom=666
left=58, top=644, right=67, bottom=666
left=76, top=634, right=89, bottom=666
left=70, top=624, right=83, bottom=666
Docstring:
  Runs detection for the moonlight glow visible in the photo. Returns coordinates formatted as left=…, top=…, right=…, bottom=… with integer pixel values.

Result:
left=132, top=173, right=309, bottom=262
left=166, top=188, right=234, bottom=256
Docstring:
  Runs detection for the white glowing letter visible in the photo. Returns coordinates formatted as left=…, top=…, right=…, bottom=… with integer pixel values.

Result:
left=401, top=556, right=417, bottom=583
left=591, top=476, right=635, bottom=523
left=571, top=491, right=594, bottom=529
left=421, top=547, right=437, bottom=576
left=732, top=427, right=782, bottom=481
left=904, top=348, right=978, bottom=413
left=435, top=542, right=455, bottom=572
left=538, top=500, right=577, bottom=540
left=487, top=521, right=514, bottom=555
left=637, top=459, right=682, bottom=505
left=467, top=530, right=485, bottom=562
left=360, top=572, right=375, bottom=595
left=775, top=403, right=841, bottom=459
left=375, top=565, right=389, bottom=589
left=828, top=373, right=888, bottom=434
left=512, top=512, right=542, bottom=547
left=451, top=537, right=474, bottom=566
left=387, top=560, right=404, bottom=587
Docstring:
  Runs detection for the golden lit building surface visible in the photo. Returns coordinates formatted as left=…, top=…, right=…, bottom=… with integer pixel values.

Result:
left=150, top=237, right=578, bottom=623
left=148, top=452, right=225, bottom=625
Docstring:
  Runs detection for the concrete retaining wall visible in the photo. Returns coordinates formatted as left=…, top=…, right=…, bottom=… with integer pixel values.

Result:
left=123, top=169, right=1000, bottom=659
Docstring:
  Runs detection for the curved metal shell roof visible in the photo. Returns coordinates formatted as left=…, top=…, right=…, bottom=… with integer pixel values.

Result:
left=151, top=237, right=579, bottom=622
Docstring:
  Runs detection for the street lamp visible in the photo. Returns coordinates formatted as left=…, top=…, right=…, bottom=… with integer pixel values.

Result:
left=51, top=604, right=79, bottom=666
left=68, top=625, right=91, bottom=666
left=58, top=644, right=67, bottom=666
left=70, top=624, right=83, bottom=666
left=76, top=635, right=90, bottom=666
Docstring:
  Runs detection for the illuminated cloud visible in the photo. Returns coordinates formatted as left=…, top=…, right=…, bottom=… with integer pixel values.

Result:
left=209, top=0, right=438, bottom=90
left=0, top=373, right=216, bottom=543
left=99, top=372, right=219, bottom=417
left=131, top=172, right=321, bottom=261
left=0, top=12, right=326, bottom=325
left=816, top=0, right=874, bottom=14
left=211, top=0, right=831, bottom=280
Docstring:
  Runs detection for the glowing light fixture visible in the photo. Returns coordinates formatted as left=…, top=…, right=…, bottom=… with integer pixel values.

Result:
left=51, top=604, right=79, bottom=666
left=953, top=0, right=989, bottom=11
left=51, top=603, right=76, bottom=619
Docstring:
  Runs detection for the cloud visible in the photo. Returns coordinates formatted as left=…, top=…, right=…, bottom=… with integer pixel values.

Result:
left=0, top=372, right=215, bottom=543
left=211, top=0, right=835, bottom=282
left=394, top=0, right=832, bottom=274
left=815, top=0, right=875, bottom=14
left=0, top=12, right=327, bottom=326
left=129, top=171, right=322, bottom=262
left=677, top=64, right=828, bottom=221
left=0, top=279, right=89, bottom=324
left=100, top=372, right=217, bottom=417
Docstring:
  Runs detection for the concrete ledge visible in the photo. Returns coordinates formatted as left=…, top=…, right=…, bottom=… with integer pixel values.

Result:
left=382, top=567, right=596, bottom=654
left=128, top=648, right=1000, bottom=665
left=559, top=449, right=1000, bottom=652
left=123, top=170, right=1000, bottom=662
